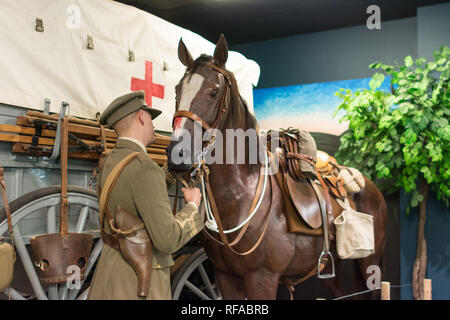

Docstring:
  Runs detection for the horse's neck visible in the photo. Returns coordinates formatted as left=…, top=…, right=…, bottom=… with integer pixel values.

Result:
left=207, top=161, right=261, bottom=224
left=206, top=97, right=262, bottom=222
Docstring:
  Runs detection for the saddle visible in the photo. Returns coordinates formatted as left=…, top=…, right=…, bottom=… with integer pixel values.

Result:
left=268, top=128, right=349, bottom=235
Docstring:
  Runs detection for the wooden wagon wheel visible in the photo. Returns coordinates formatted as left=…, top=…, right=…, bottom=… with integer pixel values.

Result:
left=0, top=185, right=101, bottom=300
left=171, top=248, right=222, bottom=300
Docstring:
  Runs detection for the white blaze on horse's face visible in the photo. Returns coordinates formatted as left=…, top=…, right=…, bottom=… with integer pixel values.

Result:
left=173, top=73, right=206, bottom=139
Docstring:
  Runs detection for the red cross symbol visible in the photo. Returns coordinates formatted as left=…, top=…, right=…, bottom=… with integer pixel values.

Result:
left=131, top=60, right=164, bottom=107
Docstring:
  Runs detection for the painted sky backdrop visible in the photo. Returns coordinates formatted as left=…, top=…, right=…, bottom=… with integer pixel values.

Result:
left=253, top=77, right=391, bottom=135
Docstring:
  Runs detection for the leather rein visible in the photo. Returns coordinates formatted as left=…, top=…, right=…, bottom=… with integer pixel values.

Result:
left=171, top=61, right=272, bottom=256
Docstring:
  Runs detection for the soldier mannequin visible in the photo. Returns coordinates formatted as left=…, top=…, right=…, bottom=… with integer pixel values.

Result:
left=88, top=91, right=204, bottom=300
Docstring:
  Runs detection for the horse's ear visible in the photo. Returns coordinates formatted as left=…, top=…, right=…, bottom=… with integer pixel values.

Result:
left=178, top=38, right=194, bottom=67
left=213, top=33, right=228, bottom=68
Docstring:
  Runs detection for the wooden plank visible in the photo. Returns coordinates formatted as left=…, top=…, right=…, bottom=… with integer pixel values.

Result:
left=16, top=116, right=171, bottom=146
left=151, top=154, right=167, bottom=165
left=11, top=143, right=100, bottom=160
left=146, top=147, right=166, bottom=155
left=0, top=132, right=54, bottom=145
left=26, top=111, right=100, bottom=128
left=0, top=128, right=166, bottom=156
left=0, top=123, right=56, bottom=137
left=0, top=132, right=116, bottom=149
left=7, top=121, right=169, bottom=151
left=16, top=116, right=117, bottom=139
left=11, top=143, right=168, bottom=165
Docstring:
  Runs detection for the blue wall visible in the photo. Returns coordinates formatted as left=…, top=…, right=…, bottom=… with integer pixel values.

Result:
left=400, top=190, right=450, bottom=300
left=232, top=2, right=450, bottom=299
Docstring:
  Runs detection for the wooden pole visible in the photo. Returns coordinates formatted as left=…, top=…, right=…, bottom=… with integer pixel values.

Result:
left=381, top=281, right=390, bottom=300
left=423, top=279, right=432, bottom=300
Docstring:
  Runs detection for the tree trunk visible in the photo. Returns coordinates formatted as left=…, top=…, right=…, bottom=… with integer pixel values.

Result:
left=412, top=181, right=429, bottom=300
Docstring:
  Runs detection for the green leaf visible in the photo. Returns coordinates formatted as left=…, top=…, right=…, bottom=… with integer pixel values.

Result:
left=427, top=62, right=437, bottom=70
left=404, top=56, right=413, bottom=67
left=437, top=57, right=446, bottom=65
left=369, top=73, right=385, bottom=91
left=425, top=142, right=435, bottom=150
left=416, top=58, right=427, bottom=66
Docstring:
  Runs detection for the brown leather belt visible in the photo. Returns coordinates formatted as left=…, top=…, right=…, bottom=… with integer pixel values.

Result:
left=100, top=229, right=119, bottom=249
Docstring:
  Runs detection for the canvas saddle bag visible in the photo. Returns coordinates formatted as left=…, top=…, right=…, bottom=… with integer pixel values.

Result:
left=334, top=198, right=375, bottom=259
left=0, top=166, right=15, bottom=292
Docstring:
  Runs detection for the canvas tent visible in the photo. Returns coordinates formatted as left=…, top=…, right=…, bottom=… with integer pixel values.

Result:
left=0, top=0, right=260, bottom=132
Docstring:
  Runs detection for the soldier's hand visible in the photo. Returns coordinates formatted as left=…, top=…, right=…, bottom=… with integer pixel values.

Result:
left=182, top=187, right=202, bottom=209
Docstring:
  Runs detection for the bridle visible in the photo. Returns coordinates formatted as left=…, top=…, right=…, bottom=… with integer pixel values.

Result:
left=172, top=61, right=231, bottom=134
left=170, top=60, right=272, bottom=256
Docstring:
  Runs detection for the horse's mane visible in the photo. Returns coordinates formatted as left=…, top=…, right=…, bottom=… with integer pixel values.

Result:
left=188, top=55, right=258, bottom=132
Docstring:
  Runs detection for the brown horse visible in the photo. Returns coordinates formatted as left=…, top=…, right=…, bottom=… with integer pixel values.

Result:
left=167, top=34, right=388, bottom=300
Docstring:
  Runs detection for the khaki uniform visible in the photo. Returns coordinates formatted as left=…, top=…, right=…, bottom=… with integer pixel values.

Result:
left=88, top=139, right=204, bottom=299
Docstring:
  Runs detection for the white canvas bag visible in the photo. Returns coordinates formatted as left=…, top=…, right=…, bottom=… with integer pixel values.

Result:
left=334, top=198, right=375, bottom=259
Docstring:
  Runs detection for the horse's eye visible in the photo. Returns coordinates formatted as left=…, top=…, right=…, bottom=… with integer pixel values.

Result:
left=210, top=89, right=219, bottom=98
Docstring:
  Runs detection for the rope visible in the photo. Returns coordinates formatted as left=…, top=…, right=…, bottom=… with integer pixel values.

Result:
left=201, top=148, right=270, bottom=234
left=332, top=288, right=378, bottom=300
left=330, top=283, right=413, bottom=300
left=390, top=283, right=412, bottom=288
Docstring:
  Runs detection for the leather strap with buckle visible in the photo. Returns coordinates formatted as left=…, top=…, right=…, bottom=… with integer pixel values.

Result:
left=172, top=61, right=230, bottom=135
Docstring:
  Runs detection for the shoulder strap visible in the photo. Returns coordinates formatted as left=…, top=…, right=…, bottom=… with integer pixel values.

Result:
left=0, top=166, right=14, bottom=249
left=98, top=152, right=140, bottom=227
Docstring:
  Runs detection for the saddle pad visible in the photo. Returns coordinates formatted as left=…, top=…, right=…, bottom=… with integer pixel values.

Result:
left=286, top=174, right=323, bottom=229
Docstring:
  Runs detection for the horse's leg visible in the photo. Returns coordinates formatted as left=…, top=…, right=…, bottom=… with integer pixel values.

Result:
left=244, top=269, right=280, bottom=300
left=215, top=270, right=246, bottom=300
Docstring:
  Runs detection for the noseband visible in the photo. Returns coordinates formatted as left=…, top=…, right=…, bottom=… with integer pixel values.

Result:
left=172, top=61, right=231, bottom=133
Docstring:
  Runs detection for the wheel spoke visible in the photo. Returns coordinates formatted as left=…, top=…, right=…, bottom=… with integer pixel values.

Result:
left=2, top=287, right=27, bottom=300
left=185, top=280, right=211, bottom=300
left=67, top=239, right=103, bottom=300
left=47, top=206, right=56, bottom=234
left=76, top=287, right=90, bottom=300
left=75, top=206, right=90, bottom=233
left=59, top=284, right=69, bottom=300
left=48, top=284, right=59, bottom=300
left=13, top=225, right=48, bottom=300
left=0, top=188, right=104, bottom=300
left=197, top=264, right=217, bottom=299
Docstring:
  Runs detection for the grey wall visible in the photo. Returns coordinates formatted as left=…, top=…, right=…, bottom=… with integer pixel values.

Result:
left=232, top=17, right=417, bottom=88
left=417, top=2, right=450, bottom=60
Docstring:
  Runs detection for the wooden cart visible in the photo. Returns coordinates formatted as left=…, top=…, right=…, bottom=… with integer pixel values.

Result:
left=0, top=110, right=221, bottom=300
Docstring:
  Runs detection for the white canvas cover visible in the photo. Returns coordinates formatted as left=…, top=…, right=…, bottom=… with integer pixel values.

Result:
left=0, top=0, right=260, bottom=132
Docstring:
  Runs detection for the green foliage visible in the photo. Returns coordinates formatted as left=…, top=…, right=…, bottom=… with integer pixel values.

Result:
left=335, top=46, right=450, bottom=211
